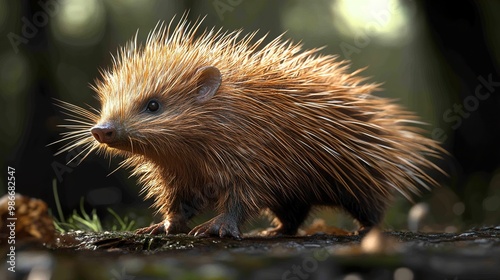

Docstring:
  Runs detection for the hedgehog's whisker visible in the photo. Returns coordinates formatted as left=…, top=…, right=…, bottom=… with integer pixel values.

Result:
left=60, top=118, right=95, bottom=126
left=107, top=160, right=128, bottom=177
left=66, top=142, right=95, bottom=165
left=53, top=137, right=94, bottom=156
left=50, top=132, right=90, bottom=145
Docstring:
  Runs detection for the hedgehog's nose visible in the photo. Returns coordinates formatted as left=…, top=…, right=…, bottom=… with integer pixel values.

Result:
left=91, top=124, right=116, bottom=144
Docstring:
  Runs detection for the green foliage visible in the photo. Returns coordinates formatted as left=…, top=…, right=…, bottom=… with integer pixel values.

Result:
left=52, top=179, right=135, bottom=233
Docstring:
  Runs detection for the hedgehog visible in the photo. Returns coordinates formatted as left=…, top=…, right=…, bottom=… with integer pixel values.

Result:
left=54, top=16, right=443, bottom=239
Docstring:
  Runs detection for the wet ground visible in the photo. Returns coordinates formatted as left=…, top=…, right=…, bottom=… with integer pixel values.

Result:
left=3, top=226, right=500, bottom=280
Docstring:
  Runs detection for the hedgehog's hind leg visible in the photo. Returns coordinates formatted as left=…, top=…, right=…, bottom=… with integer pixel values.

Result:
left=262, top=202, right=311, bottom=236
left=341, top=198, right=386, bottom=235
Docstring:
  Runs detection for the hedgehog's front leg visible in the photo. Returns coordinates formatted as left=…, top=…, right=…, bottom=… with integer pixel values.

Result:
left=135, top=201, right=194, bottom=235
left=189, top=198, right=246, bottom=239
left=189, top=213, right=243, bottom=239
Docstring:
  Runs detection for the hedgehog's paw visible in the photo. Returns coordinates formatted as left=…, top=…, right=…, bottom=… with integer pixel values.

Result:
left=258, top=228, right=283, bottom=237
left=190, top=214, right=242, bottom=239
left=354, top=226, right=373, bottom=236
left=135, top=222, right=165, bottom=235
left=135, top=220, right=190, bottom=235
left=259, top=225, right=297, bottom=237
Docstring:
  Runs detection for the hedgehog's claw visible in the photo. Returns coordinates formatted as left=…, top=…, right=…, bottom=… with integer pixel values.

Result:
left=190, top=214, right=242, bottom=240
left=135, top=223, right=166, bottom=235
left=135, top=220, right=190, bottom=235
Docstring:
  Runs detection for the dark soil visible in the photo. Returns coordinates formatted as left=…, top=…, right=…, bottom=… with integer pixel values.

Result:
left=3, top=226, right=500, bottom=280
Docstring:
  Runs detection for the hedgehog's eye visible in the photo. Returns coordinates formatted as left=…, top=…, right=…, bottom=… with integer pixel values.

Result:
left=146, top=100, right=160, bottom=112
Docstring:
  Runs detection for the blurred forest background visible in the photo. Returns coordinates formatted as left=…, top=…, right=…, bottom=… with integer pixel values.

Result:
left=1, top=0, right=500, bottom=232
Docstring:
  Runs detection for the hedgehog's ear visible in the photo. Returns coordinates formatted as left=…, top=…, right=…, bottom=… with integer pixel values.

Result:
left=196, top=66, right=221, bottom=103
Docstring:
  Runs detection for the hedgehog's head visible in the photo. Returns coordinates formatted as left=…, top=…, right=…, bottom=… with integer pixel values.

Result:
left=90, top=58, right=222, bottom=159
left=88, top=17, right=229, bottom=161
left=53, top=47, right=222, bottom=166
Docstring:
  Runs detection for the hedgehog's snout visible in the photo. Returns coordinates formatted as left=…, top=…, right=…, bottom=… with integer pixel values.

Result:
left=91, top=123, right=117, bottom=144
